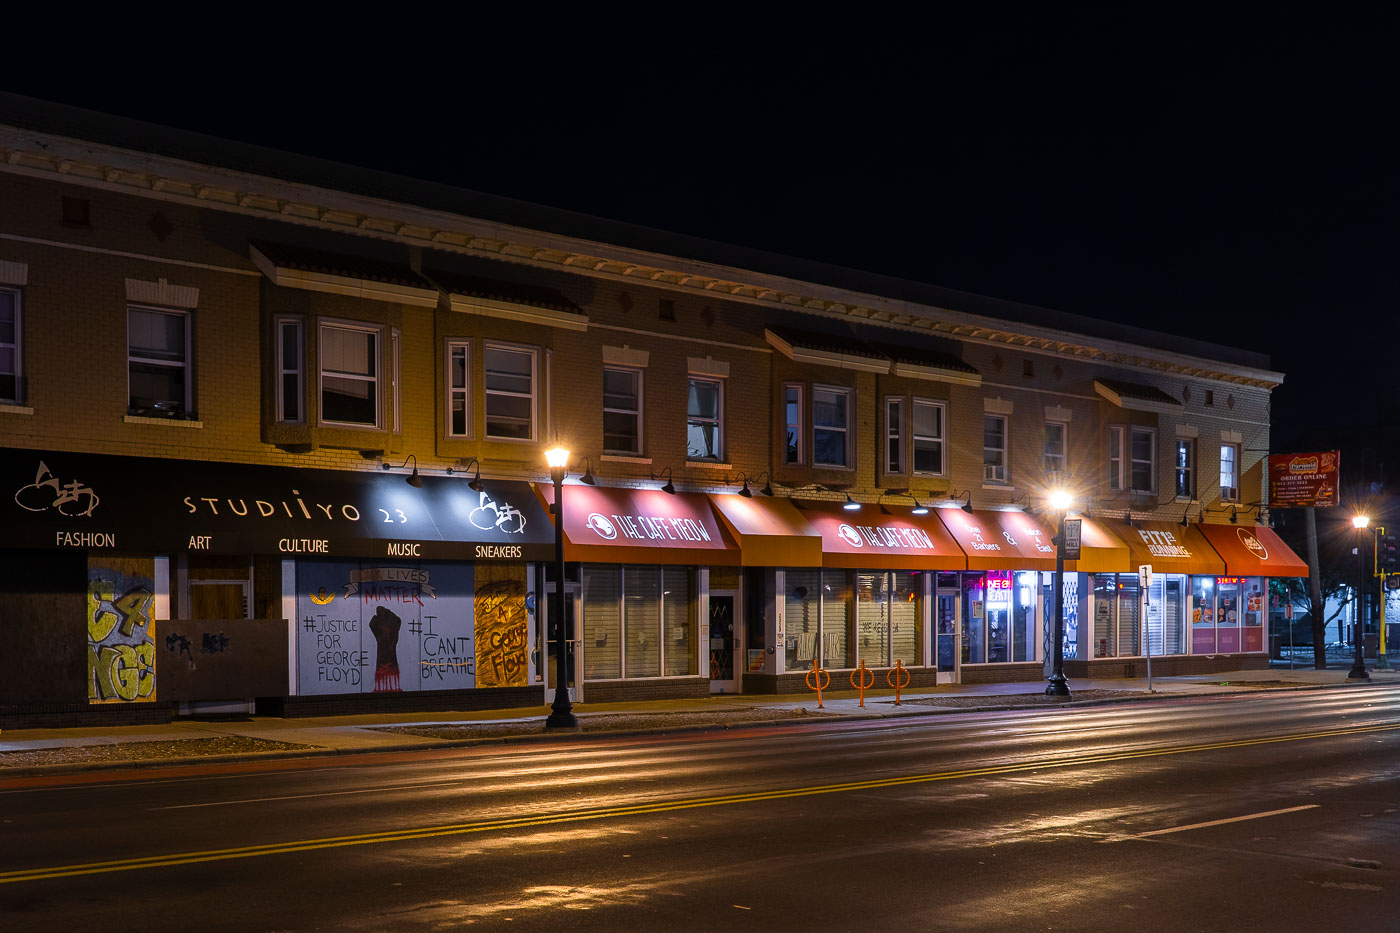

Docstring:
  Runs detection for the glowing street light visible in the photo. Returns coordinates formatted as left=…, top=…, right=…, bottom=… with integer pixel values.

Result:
left=544, top=445, right=579, bottom=729
left=1350, top=513, right=1371, bottom=682
left=1046, top=488, right=1074, bottom=697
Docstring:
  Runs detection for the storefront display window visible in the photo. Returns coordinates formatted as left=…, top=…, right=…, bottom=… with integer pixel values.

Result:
left=1093, top=573, right=1117, bottom=658
left=1242, top=576, right=1264, bottom=652
left=1192, top=575, right=1216, bottom=653
left=891, top=572, right=920, bottom=665
left=784, top=569, right=820, bottom=671
left=822, top=571, right=852, bottom=668
left=857, top=573, right=891, bottom=667
left=963, top=574, right=985, bottom=663
left=583, top=564, right=696, bottom=680
left=1217, top=576, right=1241, bottom=653
left=662, top=568, right=695, bottom=676
left=1117, top=575, right=1141, bottom=656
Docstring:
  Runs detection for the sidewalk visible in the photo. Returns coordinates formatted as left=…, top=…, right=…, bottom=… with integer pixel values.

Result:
left=3, top=666, right=1397, bottom=776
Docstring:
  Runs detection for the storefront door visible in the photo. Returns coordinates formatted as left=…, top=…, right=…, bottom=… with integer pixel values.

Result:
left=936, top=589, right=959, bottom=684
left=544, top=583, right=581, bottom=703
left=709, top=589, right=740, bottom=693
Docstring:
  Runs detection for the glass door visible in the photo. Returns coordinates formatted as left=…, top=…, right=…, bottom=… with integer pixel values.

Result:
left=936, top=590, right=959, bottom=683
left=544, top=583, right=581, bottom=703
left=709, top=590, right=740, bottom=693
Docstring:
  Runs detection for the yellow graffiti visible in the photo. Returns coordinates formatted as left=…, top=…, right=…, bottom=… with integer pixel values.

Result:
left=88, top=642, right=156, bottom=701
left=88, top=581, right=153, bottom=643
left=310, top=588, right=335, bottom=606
left=475, top=566, right=527, bottom=688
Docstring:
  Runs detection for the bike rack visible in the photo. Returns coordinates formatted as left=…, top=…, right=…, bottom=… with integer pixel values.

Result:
left=804, top=663, right=831, bottom=708
left=850, top=659, right=875, bottom=707
left=886, top=659, right=911, bottom=705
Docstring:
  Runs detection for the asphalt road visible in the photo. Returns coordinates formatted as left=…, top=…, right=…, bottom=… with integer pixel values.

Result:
left=2, top=686, right=1397, bottom=932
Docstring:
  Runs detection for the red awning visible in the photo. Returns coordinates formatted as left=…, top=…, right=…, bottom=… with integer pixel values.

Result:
left=536, top=484, right=738, bottom=565
left=1195, top=523, right=1308, bottom=577
left=934, top=508, right=1058, bottom=571
left=794, top=500, right=966, bottom=570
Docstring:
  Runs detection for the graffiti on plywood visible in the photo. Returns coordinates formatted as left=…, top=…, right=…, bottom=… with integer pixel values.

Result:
left=87, top=556, right=156, bottom=703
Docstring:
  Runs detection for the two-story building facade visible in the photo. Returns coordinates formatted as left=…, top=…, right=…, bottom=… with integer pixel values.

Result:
left=0, top=94, right=1306, bottom=724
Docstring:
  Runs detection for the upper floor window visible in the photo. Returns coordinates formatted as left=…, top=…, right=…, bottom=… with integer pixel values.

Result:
left=1175, top=438, right=1195, bottom=498
left=447, top=341, right=470, bottom=437
left=912, top=399, right=945, bottom=476
left=603, top=366, right=643, bottom=455
left=813, top=385, right=851, bottom=468
left=0, top=286, right=19, bottom=403
left=1045, top=421, right=1067, bottom=474
left=983, top=415, right=1008, bottom=484
left=686, top=377, right=724, bottom=460
left=319, top=321, right=378, bottom=428
left=128, top=305, right=192, bottom=418
left=784, top=384, right=803, bottom=465
left=275, top=317, right=303, bottom=423
left=885, top=397, right=903, bottom=473
left=1131, top=427, right=1156, bottom=493
left=1220, top=443, right=1240, bottom=502
left=484, top=343, right=537, bottom=441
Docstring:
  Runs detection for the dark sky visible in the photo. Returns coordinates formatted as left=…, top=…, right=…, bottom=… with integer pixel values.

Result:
left=6, top=6, right=1398, bottom=453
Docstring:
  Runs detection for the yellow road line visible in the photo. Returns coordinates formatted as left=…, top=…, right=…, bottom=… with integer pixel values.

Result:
left=3, top=720, right=1397, bottom=884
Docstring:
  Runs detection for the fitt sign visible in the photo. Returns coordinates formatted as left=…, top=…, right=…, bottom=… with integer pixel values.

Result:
left=1062, top=518, right=1082, bottom=560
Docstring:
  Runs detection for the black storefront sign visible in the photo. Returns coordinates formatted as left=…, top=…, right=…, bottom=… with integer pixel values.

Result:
left=3, top=448, right=554, bottom=561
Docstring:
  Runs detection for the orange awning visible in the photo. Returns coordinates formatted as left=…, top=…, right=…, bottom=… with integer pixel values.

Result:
left=1118, top=520, right=1225, bottom=576
left=794, top=500, right=966, bottom=570
left=535, top=484, right=738, bottom=565
left=709, top=494, right=822, bottom=567
left=1196, top=523, right=1308, bottom=577
left=934, top=508, right=1058, bottom=571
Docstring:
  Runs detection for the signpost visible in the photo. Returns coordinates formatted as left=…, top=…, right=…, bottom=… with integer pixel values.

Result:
left=1063, top=519, right=1082, bottom=560
left=1139, top=563, right=1153, bottom=691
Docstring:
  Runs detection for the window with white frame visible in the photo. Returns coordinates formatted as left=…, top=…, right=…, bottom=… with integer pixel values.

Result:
left=128, top=305, right=192, bottom=417
left=484, top=343, right=537, bottom=440
left=275, top=317, right=303, bottom=423
left=1108, top=426, right=1125, bottom=491
left=1045, top=421, right=1067, bottom=474
left=446, top=341, right=470, bottom=437
left=983, top=414, right=1008, bottom=484
left=0, top=287, right=20, bottom=403
left=813, top=386, right=851, bottom=467
left=319, top=321, right=378, bottom=427
left=885, top=397, right=903, bottom=474
left=1220, top=443, right=1240, bottom=502
left=1130, top=427, right=1156, bottom=493
left=603, top=366, right=642, bottom=455
left=784, top=384, right=803, bottom=465
left=1175, top=438, right=1195, bottom=498
left=913, top=399, right=945, bottom=475
left=686, top=377, right=723, bottom=460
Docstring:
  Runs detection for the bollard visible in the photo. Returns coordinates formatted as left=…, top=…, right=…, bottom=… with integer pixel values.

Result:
left=886, top=659, right=911, bottom=705
left=850, top=659, right=875, bottom=707
left=804, top=662, right=831, bottom=709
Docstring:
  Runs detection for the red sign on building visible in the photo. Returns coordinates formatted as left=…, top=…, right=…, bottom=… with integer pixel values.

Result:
left=1268, top=450, right=1340, bottom=508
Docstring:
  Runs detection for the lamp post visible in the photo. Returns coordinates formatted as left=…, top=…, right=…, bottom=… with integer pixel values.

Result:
left=544, top=445, right=579, bottom=729
left=1349, top=514, right=1371, bottom=682
left=1046, top=488, right=1073, bottom=697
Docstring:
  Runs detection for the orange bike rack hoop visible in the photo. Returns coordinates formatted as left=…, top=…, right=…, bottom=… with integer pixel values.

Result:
left=886, top=659, right=911, bottom=705
left=850, top=659, right=875, bottom=707
left=804, top=662, right=831, bottom=709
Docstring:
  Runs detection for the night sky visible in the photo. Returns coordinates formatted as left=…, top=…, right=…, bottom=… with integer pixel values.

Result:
left=7, top=7, right=1398, bottom=459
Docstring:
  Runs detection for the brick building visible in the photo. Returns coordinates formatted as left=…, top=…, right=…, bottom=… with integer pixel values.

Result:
left=0, top=95, right=1306, bottom=724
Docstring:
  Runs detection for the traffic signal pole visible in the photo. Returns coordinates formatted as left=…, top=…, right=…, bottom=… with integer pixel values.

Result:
left=1378, top=526, right=1391, bottom=671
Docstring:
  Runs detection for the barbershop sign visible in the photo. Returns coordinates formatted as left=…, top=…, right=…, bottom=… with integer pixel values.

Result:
left=4, top=448, right=554, bottom=560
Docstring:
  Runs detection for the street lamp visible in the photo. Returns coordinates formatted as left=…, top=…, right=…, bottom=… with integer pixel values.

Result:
left=1046, top=488, right=1073, bottom=697
left=1349, top=514, right=1371, bottom=682
left=544, top=445, right=580, bottom=729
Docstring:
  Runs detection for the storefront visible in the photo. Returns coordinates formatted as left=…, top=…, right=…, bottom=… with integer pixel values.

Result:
left=1195, top=523, right=1308, bottom=659
left=754, top=500, right=966, bottom=692
left=2, top=447, right=554, bottom=719
left=538, top=483, right=738, bottom=701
